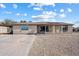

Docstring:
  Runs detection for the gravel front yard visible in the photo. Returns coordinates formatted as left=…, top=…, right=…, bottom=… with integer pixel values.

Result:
left=0, top=33, right=79, bottom=56
left=28, top=33, right=79, bottom=56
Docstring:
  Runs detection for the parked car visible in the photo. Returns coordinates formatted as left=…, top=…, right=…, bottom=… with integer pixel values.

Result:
left=73, top=27, right=79, bottom=32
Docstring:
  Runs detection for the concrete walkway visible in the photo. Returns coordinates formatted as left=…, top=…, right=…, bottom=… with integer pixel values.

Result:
left=0, top=35, right=35, bottom=56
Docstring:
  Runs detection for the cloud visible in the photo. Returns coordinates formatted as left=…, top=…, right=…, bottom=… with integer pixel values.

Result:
left=32, top=11, right=57, bottom=22
left=0, top=19, right=4, bottom=22
left=28, top=3, right=56, bottom=8
left=13, top=4, right=18, bottom=9
left=28, top=3, right=55, bottom=11
left=32, top=11, right=57, bottom=19
left=75, top=21, right=79, bottom=23
left=59, top=13, right=66, bottom=18
left=67, top=8, right=72, bottom=12
left=32, top=9, right=67, bottom=22
left=3, top=11, right=12, bottom=14
left=43, top=11, right=57, bottom=16
left=52, top=3, right=55, bottom=7
left=62, top=19, right=73, bottom=23
left=32, top=15, right=52, bottom=19
left=30, top=3, right=43, bottom=7
left=54, top=9, right=57, bottom=11
left=16, top=13, right=21, bottom=16
left=41, top=3, right=56, bottom=7
left=73, top=21, right=79, bottom=27
left=24, top=13, right=27, bottom=16
left=60, top=9, right=64, bottom=13
left=43, top=19, right=57, bottom=22
left=16, top=13, right=27, bottom=17
left=33, top=7, right=43, bottom=10
left=0, top=4, right=6, bottom=8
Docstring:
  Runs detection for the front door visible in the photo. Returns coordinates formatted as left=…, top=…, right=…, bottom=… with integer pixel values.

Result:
left=37, top=26, right=49, bottom=34
left=10, top=26, right=13, bottom=34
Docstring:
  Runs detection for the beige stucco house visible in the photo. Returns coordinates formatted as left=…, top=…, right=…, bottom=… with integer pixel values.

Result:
left=12, top=22, right=73, bottom=34
left=0, top=24, right=11, bottom=34
left=0, top=22, right=73, bottom=34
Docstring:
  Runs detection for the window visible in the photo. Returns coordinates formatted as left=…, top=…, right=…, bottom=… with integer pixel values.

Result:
left=63, top=25, right=68, bottom=32
left=40, top=26, right=49, bottom=32
left=20, top=25, right=28, bottom=30
left=46, top=26, right=49, bottom=32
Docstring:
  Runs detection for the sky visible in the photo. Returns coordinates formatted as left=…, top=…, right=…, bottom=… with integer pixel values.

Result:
left=0, top=3, right=79, bottom=27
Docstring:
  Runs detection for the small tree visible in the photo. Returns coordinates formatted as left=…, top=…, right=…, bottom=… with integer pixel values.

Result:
left=2, top=19, right=17, bottom=25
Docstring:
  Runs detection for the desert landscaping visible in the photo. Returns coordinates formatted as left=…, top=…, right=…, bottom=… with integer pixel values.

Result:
left=0, top=33, right=79, bottom=56
left=28, top=33, right=79, bottom=56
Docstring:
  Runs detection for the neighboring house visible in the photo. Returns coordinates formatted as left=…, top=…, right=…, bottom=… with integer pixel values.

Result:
left=0, top=24, right=12, bottom=34
left=12, top=22, right=73, bottom=34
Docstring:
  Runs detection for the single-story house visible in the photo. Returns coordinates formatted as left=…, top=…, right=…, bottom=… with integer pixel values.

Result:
left=0, top=24, right=12, bottom=34
left=0, top=22, right=73, bottom=34
left=12, top=22, right=73, bottom=34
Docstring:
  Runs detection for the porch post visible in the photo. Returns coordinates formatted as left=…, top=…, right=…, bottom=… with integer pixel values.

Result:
left=52, top=26, right=55, bottom=33
left=60, top=26, right=63, bottom=33
left=68, top=25, right=73, bottom=33
left=37, top=26, right=39, bottom=33
left=45, top=26, right=46, bottom=34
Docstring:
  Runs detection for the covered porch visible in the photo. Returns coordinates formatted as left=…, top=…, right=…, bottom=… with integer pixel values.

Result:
left=37, top=25, right=69, bottom=34
left=37, top=25, right=50, bottom=34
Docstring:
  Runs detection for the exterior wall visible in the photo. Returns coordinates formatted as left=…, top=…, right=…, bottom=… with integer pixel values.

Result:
left=13, top=25, right=73, bottom=34
left=0, top=26, right=10, bottom=34
left=13, top=25, right=37, bottom=34
left=49, top=26, right=53, bottom=32
left=55, top=26, right=61, bottom=33
left=52, top=25, right=61, bottom=33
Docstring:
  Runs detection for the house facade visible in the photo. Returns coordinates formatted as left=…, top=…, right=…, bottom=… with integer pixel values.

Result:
left=0, top=25, right=11, bottom=34
left=12, top=22, right=73, bottom=34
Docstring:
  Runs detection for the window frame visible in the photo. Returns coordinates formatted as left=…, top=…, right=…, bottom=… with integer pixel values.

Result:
left=20, top=25, right=29, bottom=30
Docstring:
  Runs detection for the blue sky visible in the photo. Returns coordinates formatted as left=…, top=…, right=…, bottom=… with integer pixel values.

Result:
left=0, top=3, right=79, bottom=27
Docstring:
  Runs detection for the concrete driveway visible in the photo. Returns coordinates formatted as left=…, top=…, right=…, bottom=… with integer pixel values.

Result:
left=0, top=34, right=35, bottom=56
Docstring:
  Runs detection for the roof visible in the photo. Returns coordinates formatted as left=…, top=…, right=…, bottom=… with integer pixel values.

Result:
left=13, top=22, right=74, bottom=26
left=0, top=22, right=74, bottom=26
left=0, top=23, right=12, bottom=27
